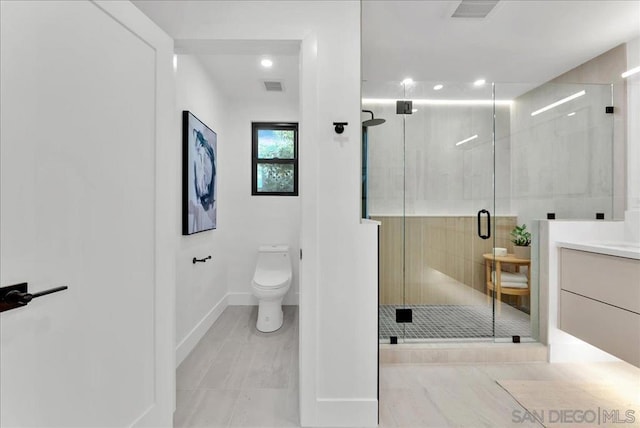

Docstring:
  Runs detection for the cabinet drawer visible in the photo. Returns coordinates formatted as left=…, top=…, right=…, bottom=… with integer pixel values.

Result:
left=560, top=248, right=640, bottom=314
left=560, top=290, right=640, bottom=366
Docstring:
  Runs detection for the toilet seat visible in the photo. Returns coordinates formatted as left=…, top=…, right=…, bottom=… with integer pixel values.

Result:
left=252, top=270, right=290, bottom=289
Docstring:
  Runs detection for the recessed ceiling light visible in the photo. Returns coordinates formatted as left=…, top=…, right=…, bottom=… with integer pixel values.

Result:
left=261, top=58, right=273, bottom=68
left=567, top=112, right=576, bottom=117
left=455, top=134, right=478, bottom=146
left=622, top=65, right=640, bottom=78
left=402, top=78, right=414, bottom=85
left=433, top=84, right=444, bottom=91
left=531, top=90, right=586, bottom=116
left=473, top=79, right=486, bottom=87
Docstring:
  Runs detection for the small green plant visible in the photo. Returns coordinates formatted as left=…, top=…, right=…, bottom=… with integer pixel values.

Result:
left=511, top=224, right=532, bottom=247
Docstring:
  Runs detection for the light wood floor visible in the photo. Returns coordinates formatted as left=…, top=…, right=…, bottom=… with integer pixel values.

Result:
left=379, top=361, right=639, bottom=427
left=175, top=305, right=639, bottom=427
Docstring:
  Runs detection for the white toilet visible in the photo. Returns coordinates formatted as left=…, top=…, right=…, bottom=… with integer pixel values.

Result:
left=251, top=245, right=292, bottom=332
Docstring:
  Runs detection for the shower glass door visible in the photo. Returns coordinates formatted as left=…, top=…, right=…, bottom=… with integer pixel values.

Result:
left=366, top=79, right=498, bottom=342
left=402, top=80, right=497, bottom=341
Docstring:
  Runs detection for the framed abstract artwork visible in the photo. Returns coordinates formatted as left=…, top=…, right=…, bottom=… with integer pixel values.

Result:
left=183, top=111, right=217, bottom=235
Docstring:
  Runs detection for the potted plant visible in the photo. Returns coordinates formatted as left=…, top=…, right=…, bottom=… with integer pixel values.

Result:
left=511, top=224, right=532, bottom=259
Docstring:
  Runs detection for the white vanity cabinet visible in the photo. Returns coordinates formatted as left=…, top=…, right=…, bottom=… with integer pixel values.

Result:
left=559, top=248, right=640, bottom=367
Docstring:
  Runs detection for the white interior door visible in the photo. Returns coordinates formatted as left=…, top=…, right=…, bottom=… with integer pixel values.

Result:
left=0, top=1, right=176, bottom=426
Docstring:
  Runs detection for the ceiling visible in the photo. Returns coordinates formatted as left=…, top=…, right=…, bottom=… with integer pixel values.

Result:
left=134, top=0, right=640, bottom=101
left=175, top=40, right=300, bottom=104
left=362, top=1, right=640, bottom=85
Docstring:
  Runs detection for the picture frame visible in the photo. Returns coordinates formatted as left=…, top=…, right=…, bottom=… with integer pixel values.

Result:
left=182, top=110, right=217, bottom=235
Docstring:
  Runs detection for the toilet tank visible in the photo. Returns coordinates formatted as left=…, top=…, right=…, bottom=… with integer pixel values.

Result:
left=257, top=245, right=291, bottom=272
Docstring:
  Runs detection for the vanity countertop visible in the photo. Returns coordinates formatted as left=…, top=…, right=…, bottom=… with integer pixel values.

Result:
left=557, top=240, right=640, bottom=260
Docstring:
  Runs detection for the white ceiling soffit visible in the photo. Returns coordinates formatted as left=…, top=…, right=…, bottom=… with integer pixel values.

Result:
left=193, top=53, right=299, bottom=103
left=451, top=0, right=500, bottom=18
left=174, top=39, right=300, bottom=55
left=131, top=4, right=303, bottom=104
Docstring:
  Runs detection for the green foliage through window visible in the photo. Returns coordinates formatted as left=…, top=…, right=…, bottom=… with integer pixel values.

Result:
left=252, top=123, right=298, bottom=196
left=257, top=164, right=294, bottom=193
left=257, top=130, right=295, bottom=159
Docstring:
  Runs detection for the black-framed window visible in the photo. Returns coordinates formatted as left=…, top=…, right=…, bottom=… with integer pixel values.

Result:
left=251, top=122, right=299, bottom=196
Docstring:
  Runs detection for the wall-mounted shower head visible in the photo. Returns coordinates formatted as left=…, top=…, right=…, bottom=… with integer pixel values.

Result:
left=362, top=110, right=386, bottom=127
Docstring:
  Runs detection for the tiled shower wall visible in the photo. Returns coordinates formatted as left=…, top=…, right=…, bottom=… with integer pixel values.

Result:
left=366, top=45, right=627, bottom=234
left=373, top=216, right=517, bottom=305
left=365, top=103, right=513, bottom=217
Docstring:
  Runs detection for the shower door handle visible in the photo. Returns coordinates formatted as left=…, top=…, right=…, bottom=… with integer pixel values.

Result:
left=477, top=209, right=491, bottom=240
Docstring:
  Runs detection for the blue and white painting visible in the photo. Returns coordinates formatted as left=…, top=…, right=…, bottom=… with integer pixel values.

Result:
left=183, top=111, right=217, bottom=235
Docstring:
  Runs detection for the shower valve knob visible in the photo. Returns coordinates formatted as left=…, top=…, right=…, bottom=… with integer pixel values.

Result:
left=333, top=122, right=348, bottom=134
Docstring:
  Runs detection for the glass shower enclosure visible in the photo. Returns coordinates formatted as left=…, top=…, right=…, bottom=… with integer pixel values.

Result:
left=363, top=79, right=614, bottom=343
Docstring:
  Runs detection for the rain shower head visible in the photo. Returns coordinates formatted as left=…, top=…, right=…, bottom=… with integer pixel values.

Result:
left=362, top=110, right=386, bottom=127
left=364, top=118, right=386, bottom=127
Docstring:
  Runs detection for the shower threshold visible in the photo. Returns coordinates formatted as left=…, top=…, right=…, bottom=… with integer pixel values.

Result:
left=379, top=340, right=548, bottom=364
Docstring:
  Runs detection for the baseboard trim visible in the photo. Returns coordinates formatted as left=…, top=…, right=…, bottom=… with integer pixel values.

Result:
left=130, top=402, right=172, bottom=428
left=227, top=291, right=299, bottom=306
left=175, top=294, right=228, bottom=367
left=315, top=398, right=378, bottom=427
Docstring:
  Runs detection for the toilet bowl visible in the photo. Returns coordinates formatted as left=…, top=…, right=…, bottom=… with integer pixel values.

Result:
left=251, top=245, right=292, bottom=332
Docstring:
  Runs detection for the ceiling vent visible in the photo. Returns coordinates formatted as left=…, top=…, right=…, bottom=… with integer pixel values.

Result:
left=263, top=81, right=284, bottom=92
left=451, top=0, right=499, bottom=18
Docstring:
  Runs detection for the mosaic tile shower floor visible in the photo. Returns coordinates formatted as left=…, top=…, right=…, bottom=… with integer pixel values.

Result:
left=379, top=304, right=531, bottom=340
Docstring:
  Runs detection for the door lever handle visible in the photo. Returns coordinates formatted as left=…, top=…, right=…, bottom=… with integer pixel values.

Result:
left=0, top=283, right=68, bottom=312
left=4, top=289, right=34, bottom=304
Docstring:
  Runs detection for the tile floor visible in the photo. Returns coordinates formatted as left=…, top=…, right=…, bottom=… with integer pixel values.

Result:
left=379, top=304, right=531, bottom=340
left=176, top=305, right=640, bottom=428
left=174, top=305, right=298, bottom=427
left=379, top=267, right=532, bottom=341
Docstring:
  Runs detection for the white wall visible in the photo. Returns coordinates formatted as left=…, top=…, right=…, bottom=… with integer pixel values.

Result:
left=627, top=37, right=640, bottom=210
left=223, top=98, right=300, bottom=305
left=175, top=55, right=229, bottom=365
left=297, top=11, right=378, bottom=426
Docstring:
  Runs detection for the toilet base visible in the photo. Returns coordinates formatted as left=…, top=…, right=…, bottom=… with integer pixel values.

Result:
left=256, top=299, right=284, bottom=333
